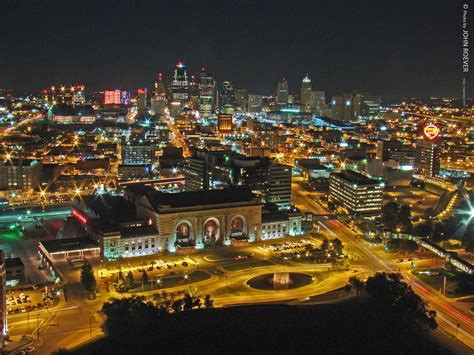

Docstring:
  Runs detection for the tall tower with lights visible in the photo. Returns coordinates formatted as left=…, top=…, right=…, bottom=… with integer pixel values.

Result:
left=198, top=67, right=216, bottom=117
left=300, top=74, right=312, bottom=112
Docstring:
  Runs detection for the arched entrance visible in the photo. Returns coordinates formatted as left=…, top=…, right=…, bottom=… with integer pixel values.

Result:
left=229, top=216, right=246, bottom=240
left=203, top=218, right=221, bottom=246
left=175, top=221, right=194, bottom=247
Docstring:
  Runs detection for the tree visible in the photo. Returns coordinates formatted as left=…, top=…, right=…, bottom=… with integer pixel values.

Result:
left=423, top=208, right=436, bottom=220
left=193, top=297, right=202, bottom=309
left=382, top=202, right=400, bottom=229
left=398, top=205, right=412, bottom=231
left=142, top=270, right=149, bottom=286
left=332, top=238, right=343, bottom=255
left=125, top=271, right=134, bottom=290
left=412, top=222, right=432, bottom=238
left=348, top=276, right=365, bottom=296
left=116, top=271, right=126, bottom=293
left=80, top=259, right=96, bottom=293
left=183, top=293, right=193, bottom=310
left=365, top=272, right=437, bottom=331
left=204, top=294, right=214, bottom=308
left=171, top=299, right=183, bottom=313
left=321, top=238, right=330, bottom=251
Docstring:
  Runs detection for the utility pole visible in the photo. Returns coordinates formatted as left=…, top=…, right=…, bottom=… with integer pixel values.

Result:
left=443, top=276, right=447, bottom=295
left=36, top=313, right=39, bottom=341
left=89, top=312, right=92, bottom=337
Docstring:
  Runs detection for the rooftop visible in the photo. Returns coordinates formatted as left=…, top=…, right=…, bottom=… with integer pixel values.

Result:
left=146, top=187, right=258, bottom=210
left=39, top=237, right=98, bottom=254
left=331, top=170, right=380, bottom=185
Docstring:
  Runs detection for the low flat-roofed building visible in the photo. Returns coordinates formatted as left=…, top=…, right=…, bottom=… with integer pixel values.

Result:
left=5, top=257, right=25, bottom=285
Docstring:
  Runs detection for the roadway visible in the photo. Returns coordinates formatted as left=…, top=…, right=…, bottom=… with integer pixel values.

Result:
left=292, top=182, right=474, bottom=348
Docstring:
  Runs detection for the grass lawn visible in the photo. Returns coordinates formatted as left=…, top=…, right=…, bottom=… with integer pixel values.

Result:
left=204, top=250, right=253, bottom=262
left=126, top=270, right=211, bottom=293
left=222, top=259, right=274, bottom=272
left=413, top=268, right=474, bottom=298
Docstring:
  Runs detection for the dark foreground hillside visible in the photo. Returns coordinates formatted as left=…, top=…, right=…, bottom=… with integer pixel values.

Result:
left=74, top=299, right=453, bottom=355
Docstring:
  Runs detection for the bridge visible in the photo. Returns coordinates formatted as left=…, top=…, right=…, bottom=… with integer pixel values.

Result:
left=386, top=232, right=474, bottom=274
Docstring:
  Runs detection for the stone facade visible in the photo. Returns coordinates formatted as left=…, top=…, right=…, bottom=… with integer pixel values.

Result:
left=136, top=196, right=262, bottom=252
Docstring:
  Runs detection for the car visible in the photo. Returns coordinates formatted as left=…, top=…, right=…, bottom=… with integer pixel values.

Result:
left=396, top=259, right=404, bottom=263
left=26, top=346, right=36, bottom=353
left=181, top=262, right=188, bottom=267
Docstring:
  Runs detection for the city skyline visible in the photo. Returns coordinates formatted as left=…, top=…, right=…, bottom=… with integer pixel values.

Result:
left=0, top=0, right=466, bottom=98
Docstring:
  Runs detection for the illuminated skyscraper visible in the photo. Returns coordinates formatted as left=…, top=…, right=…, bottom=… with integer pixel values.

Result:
left=276, top=78, right=289, bottom=105
left=235, top=89, right=248, bottom=112
left=310, top=90, right=325, bottom=116
left=137, top=88, right=147, bottom=113
left=198, top=67, right=216, bottom=117
left=151, top=73, right=167, bottom=117
left=300, top=74, right=312, bottom=111
left=170, top=62, right=189, bottom=104
left=220, top=81, right=236, bottom=113
left=414, top=139, right=440, bottom=178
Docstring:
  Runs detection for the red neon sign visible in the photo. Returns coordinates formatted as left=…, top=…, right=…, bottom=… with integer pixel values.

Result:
left=423, top=124, right=440, bottom=140
left=72, top=209, right=88, bottom=224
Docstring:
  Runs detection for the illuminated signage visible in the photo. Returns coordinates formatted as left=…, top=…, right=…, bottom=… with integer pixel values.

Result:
left=104, top=90, right=129, bottom=105
left=72, top=208, right=88, bottom=224
left=423, top=124, right=440, bottom=140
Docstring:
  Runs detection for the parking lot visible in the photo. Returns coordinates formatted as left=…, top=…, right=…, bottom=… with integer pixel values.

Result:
left=6, top=285, right=60, bottom=316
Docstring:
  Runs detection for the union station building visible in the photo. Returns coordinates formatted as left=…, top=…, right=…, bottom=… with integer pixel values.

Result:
left=70, top=186, right=302, bottom=261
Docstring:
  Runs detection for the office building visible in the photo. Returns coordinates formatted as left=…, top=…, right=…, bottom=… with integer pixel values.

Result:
left=137, top=88, right=147, bottom=113
left=0, top=158, right=42, bottom=190
left=235, top=89, right=248, bottom=112
left=414, top=140, right=441, bottom=177
left=267, top=163, right=292, bottom=210
left=310, top=90, right=325, bottom=116
left=150, top=73, right=167, bottom=117
left=217, top=113, right=233, bottom=133
left=376, top=140, right=403, bottom=161
left=300, top=74, right=312, bottom=112
left=220, top=81, right=236, bottom=113
left=121, top=142, right=154, bottom=165
left=329, top=170, right=384, bottom=217
left=276, top=78, right=289, bottom=106
left=198, top=68, right=216, bottom=117
left=248, top=94, right=263, bottom=113
left=170, top=62, right=189, bottom=114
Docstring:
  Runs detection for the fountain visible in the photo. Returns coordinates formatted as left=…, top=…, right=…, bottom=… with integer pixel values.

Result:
left=272, top=272, right=291, bottom=289
left=247, top=272, right=313, bottom=290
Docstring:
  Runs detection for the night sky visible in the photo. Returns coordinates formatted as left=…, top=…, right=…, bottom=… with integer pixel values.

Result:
left=0, top=0, right=466, bottom=98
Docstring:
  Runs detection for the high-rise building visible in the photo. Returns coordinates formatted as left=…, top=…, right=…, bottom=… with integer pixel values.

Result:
left=220, top=81, right=236, bottom=113
left=310, top=90, right=325, bottom=116
left=329, top=170, right=384, bottom=217
left=267, top=163, right=292, bottom=210
left=414, top=139, right=440, bottom=178
left=276, top=78, right=289, bottom=106
left=300, top=74, right=312, bottom=112
left=137, top=88, right=147, bottom=113
left=331, top=92, right=360, bottom=121
left=248, top=94, right=263, bottom=113
left=376, top=140, right=403, bottom=161
left=189, top=75, right=200, bottom=110
left=151, top=73, right=167, bottom=117
left=170, top=62, right=189, bottom=115
left=235, top=89, right=248, bottom=112
left=198, top=68, right=216, bottom=117
left=121, top=142, right=154, bottom=165
left=217, top=114, right=233, bottom=133
left=0, top=158, right=42, bottom=190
